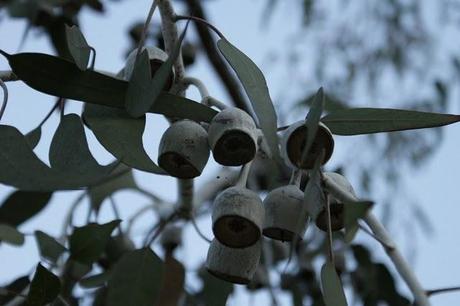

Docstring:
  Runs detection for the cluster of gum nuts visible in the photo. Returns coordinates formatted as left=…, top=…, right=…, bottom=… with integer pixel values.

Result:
left=128, top=47, right=358, bottom=285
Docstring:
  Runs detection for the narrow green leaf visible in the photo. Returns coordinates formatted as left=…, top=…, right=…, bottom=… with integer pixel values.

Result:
left=320, top=261, right=347, bottom=306
left=217, top=39, right=280, bottom=161
left=27, top=264, right=61, bottom=306
left=199, top=271, right=233, bottom=306
left=126, top=22, right=189, bottom=117
left=0, top=51, right=217, bottom=122
left=50, top=114, right=115, bottom=177
left=298, top=91, right=348, bottom=113
left=156, top=255, right=185, bottom=306
left=65, top=25, right=91, bottom=70
left=344, top=201, right=373, bottom=229
left=0, top=223, right=25, bottom=246
left=321, top=108, right=460, bottom=135
left=88, top=164, right=138, bottom=211
left=25, top=126, right=41, bottom=148
left=0, top=191, right=52, bottom=226
left=80, top=271, right=112, bottom=288
left=301, top=87, right=325, bottom=164
left=69, top=220, right=121, bottom=264
left=0, top=275, right=30, bottom=305
left=34, top=230, right=67, bottom=263
left=107, top=248, right=164, bottom=306
left=83, top=104, right=165, bottom=174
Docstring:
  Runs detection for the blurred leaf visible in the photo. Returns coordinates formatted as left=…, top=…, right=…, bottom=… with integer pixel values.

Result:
left=107, top=248, right=164, bottom=306
left=0, top=51, right=217, bottom=122
left=0, top=223, right=25, bottom=246
left=65, top=25, right=91, bottom=70
left=35, top=230, right=67, bottom=263
left=217, top=39, right=280, bottom=161
left=0, top=275, right=30, bottom=305
left=412, top=204, right=434, bottom=237
left=321, top=108, right=460, bottom=135
left=83, top=104, right=166, bottom=174
left=26, top=263, right=61, bottom=306
left=320, top=261, right=347, bottom=306
left=0, top=191, right=52, bottom=226
left=69, top=220, right=121, bottom=265
left=88, top=164, right=138, bottom=211
left=126, top=22, right=188, bottom=117
left=199, top=271, right=233, bottom=306
left=80, top=271, right=112, bottom=288
left=155, top=255, right=185, bottom=306
left=25, top=126, right=41, bottom=148
left=298, top=91, right=348, bottom=113
left=301, top=87, right=324, bottom=164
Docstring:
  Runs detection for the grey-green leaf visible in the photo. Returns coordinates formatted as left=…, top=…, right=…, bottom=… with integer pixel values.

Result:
left=83, top=104, right=165, bottom=174
left=217, top=38, right=280, bottom=161
left=107, top=248, right=164, bottom=306
left=200, top=271, right=233, bottom=306
left=0, top=191, right=52, bottom=226
left=126, top=22, right=189, bottom=117
left=344, top=201, right=373, bottom=243
left=35, top=230, right=67, bottom=263
left=25, top=126, right=41, bottom=148
left=0, top=223, right=25, bottom=246
left=301, top=87, right=324, bottom=164
left=320, top=261, right=347, bottom=306
left=69, top=220, right=121, bottom=264
left=65, top=25, right=91, bottom=70
left=80, top=271, right=112, bottom=288
left=321, top=108, right=460, bottom=135
left=27, top=263, right=61, bottom=306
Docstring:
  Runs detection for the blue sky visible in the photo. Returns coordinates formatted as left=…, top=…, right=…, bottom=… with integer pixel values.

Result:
left=1, top=0, right=460, bottom=305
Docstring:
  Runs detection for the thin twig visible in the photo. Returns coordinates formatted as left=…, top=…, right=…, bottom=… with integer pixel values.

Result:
left=236, top=161, right=253, bottom=188
left=89, top=47, right=97, bottom=70
left=358, top=222, right=394, bottom=251
left=426, top=286, right=460, bottom=296
left=144, top=212, right=177, bottom=247
left=190, top=214, right=211, bottom=243
left=0, top=79, right=8, bottom=121
left=182, top=77, right=210, bottom=101
left=175, top=15, right=225, bottom=39
left=37, top=99, right=60, bottom=127
left=325, top=193, right=335, bottom=264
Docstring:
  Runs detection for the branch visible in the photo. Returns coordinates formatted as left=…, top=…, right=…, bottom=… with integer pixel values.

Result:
left=184, top=0, right=250, bottom=112
left=0, top=71, right=18, bottom=82
left=323, top=177, right=430, bottom=306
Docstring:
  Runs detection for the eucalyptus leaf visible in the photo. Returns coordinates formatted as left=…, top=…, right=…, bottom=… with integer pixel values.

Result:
left=0, top=275, right=30, bottom=305
left=25, top=126, right=41, bottom=148
left=27, top=263, right=61, bottom=306
left=199, top=271, right=233, bottom=306
left=83, top=104, right=165, bottom=174
left=321, top=108, right=460, bottom=135
left=65, top=25, right=91, bottom=70
left=217, top=39, right=280, bottom=161
left=0, top=50, right=217, bottom=122
left=0, top=223, right=25, bottom=246
left=344, top=201, right=373, bottom=230
left=156, top=255, right=185, bottom=306
left=0, top=191, right=52, bottom=226
left=320, top=261, right=347, bottom=306
left=34, top=230, right=67, bottom=263
left=69, top=220, right=121, bottom=264
left=107, top=248, right=164, bottom=306
left=301, top=87, right=324, bottom=164
left=80, top=271, right=112, bottom=288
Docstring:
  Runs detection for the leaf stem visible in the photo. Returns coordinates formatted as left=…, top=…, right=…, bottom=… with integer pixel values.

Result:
left=174, top=15, right=225, bottom=39
left=325, top=193, right=335, bottom=264
left=190, top=213, right=211, bottom=243
left=236, top=161, right=252, bottom=188
left=0, top=70, right=18, bottom=82
left=426, top=286, right=460, bottom=296
left=0, top=79, right=8, bottom=121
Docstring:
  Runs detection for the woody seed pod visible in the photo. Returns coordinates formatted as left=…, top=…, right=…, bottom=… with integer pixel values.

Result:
left=314, top=172, right=356, bottom=231
left=281, top=121, right=334, bottom=169
left=206, top=238, right=261, bottom=284
left=158, top=120, right=210, bottom=179
left=212, top=186, right=264, bottom=248
left=123, top=46, right=174, bottom=89
left=208, top=107, right=258, bottom=166
left=263, top=185, right=308, bottom=242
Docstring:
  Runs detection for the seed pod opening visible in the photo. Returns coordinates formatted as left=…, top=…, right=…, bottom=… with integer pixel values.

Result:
left=281, top=121, right=334, bottom=169
left=212, top=186, right=264, bottom=248
left=158, top=120, right=210, bottom=179
left=314, top=172, right=356, bottom=232
left=208, top=108, right=258, bottom=166
left=123, top=46, right=174, bottom=89
left=206, top=239, right=261, bottom=284
left=263, top=185, right=308, bottom=242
